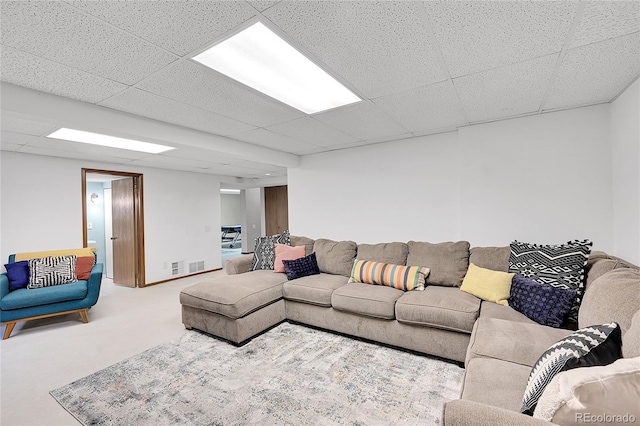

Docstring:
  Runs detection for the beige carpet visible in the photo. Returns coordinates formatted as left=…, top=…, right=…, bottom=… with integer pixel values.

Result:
left=51, top=322, right=464, bottom=425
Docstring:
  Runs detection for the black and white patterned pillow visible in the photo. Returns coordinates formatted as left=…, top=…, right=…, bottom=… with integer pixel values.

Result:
left=509, top=240, right=592, bottom=322
left=521, top=322, right=622, bottom=415
left=27, top=255, right=78, bottom=288
left=251, top=230, right=290, bottom=271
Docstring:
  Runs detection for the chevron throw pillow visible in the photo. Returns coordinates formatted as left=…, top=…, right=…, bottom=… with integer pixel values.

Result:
left=27, top=255, right=78, bottom=288
left=521, top=322, right=622, bottom=416
left=509, top=240, right=592, bottom=322
left=251, top=230, right=290, bottom=271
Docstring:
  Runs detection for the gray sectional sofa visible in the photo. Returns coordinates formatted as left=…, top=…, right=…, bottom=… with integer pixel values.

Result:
left=179, top=236, right=640, bottom=425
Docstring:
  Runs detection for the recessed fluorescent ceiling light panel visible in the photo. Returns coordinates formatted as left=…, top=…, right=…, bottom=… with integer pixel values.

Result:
left=46, top=128, right=174, bottom=154
left=192, top=22, right=361, bottom=114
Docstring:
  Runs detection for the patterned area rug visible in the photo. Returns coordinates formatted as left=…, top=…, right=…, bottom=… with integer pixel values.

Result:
left=51, top=323, right=464, bottom=425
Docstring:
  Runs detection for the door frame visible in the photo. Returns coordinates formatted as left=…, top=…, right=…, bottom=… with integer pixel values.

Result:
left=82, top=168, right=146, bottom=287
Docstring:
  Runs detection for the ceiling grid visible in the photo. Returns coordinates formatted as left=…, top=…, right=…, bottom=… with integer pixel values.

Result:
left=0, top=0, right=638, bottom=182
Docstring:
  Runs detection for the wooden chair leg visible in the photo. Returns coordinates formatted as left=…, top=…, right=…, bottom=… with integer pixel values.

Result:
left=79, top=309, right=89, bottom=324
left=2, top=322, right=17, bottom=340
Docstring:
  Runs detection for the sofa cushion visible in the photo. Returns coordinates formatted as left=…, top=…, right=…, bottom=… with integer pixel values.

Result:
left=179, top=270, right=286, bottom=319
left=348, top=259, right=429, bottom=291
left=356, top=242, right=408, bottom=265
left=509, top=275, right=577, bottom=328
left=313, top=239, right=357, bottom=277
left=290, top=235, right=315, bottom=256
left=578, top=268, right=640, bottom=333
left=283, top=273, right=349, bottom=307
left=460, top=263, right=514, bottom=306
left=623, top=310, right=640, bottom=358
left=479, top=301, right=539, bottom=325
left=0, top=280, right=88, bottom=310
left=585, top=257, right=627, bottom=291
left=396, top=286, right=480, bottom=333
left=521, top=322, right=622, bottom=415
left=461, top=357, right=533, bottom=412
left=251, top=231, right=290, bottom=271
left=469, top=246, right=510, bottom=272
left=406, top=241, right=470, bottom=287
left=331, top=282, right=404, bottom=319
left=509, top=239, right=592, bottom=323
left=466, top=317, right=572, bottom=368
left=533, top=357, right=640, bottom=423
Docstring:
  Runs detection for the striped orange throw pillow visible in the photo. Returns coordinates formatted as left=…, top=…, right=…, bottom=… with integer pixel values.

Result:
left=349, top=259, right=430, bottom=291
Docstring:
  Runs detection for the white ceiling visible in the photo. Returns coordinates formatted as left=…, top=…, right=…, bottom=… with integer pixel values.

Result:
left=1, top=1, right=639, bottom=183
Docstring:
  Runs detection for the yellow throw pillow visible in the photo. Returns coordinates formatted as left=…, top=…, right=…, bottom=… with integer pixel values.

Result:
left=460, top=263, right=514, bottom=306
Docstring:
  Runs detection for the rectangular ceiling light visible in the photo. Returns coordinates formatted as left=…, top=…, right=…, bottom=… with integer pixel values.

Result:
left=46, top=128, right=174, bottom=154
left=192, top=21, right=361, bottom=114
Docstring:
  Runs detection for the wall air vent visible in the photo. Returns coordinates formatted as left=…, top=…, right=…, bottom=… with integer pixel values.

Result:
left=172, top=261, right=185, bottom=276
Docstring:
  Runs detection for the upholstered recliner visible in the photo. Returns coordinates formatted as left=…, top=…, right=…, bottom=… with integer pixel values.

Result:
left=0, top=248, right=103, bottom=339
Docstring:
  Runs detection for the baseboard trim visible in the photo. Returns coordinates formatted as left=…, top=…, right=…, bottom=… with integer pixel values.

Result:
left=144, top=268, right=223, bottom=287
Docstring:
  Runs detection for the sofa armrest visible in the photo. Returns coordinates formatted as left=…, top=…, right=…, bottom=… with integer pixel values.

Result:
left=0, top=273, right=9, bottom=300
left=442, top=400, right=558, bottom=426
left=86, top=263, right=103, bottom=305
left=226, top=254, right=254, bottom=275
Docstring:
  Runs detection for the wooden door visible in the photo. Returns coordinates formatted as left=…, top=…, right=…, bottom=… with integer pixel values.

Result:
left=264, top=185, right=289, bottom=235
left=112, top=177, right=136, bottom=287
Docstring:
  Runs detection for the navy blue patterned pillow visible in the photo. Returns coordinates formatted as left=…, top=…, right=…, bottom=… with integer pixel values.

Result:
left=282, top=253, right=320, bottom=280
left=509, top=275, right=576, bottom=327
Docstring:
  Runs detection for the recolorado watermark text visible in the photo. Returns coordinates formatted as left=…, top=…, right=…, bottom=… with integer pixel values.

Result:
left=576, top=413, right=637, bottom=424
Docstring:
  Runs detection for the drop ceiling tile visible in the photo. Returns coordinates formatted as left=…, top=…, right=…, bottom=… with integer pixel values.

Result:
left=544, top=33, right=640, bottom=111
left=1, top=131, right=39, bottom=146
left=247, top=1, right=281, bottom=13
left=425, top=1, right=576, bottom=77
left=266, top=117, right=357, bottom=147
left=0, top=115, right=58, bottom=136
left=1, top=46, right=128, bottom=104
left=454, top=54, right=559, bottom=123
left=314, top=101, right=408, bottom=141
left=18, top=145, right=134, bottom=164
left=373, top=80, right=467, bottom=133
left=0, top=1, right=178, bottom=85
left=99, top=88, right=255, bottom=136
left=264, top=1, right=447, bottom=98
left=571, top=2, right=640, bottom=48
left=28, top=136, right=149, bottom=160
left=136, top=60, right=303, bottom=127
left=69, top=1, right=256, bottom=56
left=231, top=128, right=320, bottom=155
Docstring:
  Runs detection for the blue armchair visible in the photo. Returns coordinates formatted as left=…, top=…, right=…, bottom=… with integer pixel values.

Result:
left=1, top=248, right=103, bottom=339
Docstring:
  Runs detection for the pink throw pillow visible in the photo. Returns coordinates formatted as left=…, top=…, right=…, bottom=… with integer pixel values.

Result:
left=274, top=244, right=306, bottom=273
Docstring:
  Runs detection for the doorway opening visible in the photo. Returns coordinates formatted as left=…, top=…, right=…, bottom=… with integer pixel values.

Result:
left=82, top=168, right=146, bottom=288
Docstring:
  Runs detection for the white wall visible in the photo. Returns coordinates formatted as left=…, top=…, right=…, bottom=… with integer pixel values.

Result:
left=0, top=152, right=222, bottom=283
left=289, top=104, right=617, bottom=253
left=459, top=105, right=612, bottom=249
left=289, top=131, right=461, bottom=243
left=611, top=79, right=640, bottom=264
left=241, top=188, right=262, bottom=253
left=220, top=193, right=242, bottom=226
